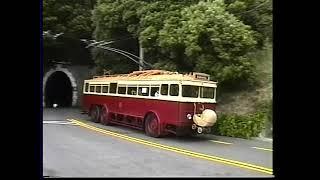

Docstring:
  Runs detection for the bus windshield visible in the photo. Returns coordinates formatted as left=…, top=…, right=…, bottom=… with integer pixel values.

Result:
left=182, top=85, right=199, bottom=98
left=201, top=87, right=215, bottom=99
left=182, top=85, right=215, bottom=99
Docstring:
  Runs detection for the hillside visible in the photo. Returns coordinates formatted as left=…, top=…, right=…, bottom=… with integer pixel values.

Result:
left=216, top=43, right=273, bottom=138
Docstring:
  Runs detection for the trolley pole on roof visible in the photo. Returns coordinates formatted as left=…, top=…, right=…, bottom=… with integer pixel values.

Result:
left=81, top=38, right=153, bottom=70
left=139, top=43, right=144, bottom=71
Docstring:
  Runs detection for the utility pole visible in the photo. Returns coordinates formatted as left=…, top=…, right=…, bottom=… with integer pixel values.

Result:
left=139, top=42, right=144, bottom=71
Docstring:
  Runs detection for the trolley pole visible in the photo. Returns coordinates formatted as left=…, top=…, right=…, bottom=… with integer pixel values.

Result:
left=139, top=43, right=144, bottom=71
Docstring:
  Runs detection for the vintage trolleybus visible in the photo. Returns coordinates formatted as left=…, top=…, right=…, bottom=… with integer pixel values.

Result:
left=82, top=70, right=218, bottom=137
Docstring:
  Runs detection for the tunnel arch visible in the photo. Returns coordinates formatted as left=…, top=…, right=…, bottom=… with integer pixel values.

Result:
left=43, top=66, right=77, bottom=107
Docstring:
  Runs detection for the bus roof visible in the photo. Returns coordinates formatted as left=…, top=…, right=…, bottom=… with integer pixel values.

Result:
left=86, top=70, right=217, bottom=83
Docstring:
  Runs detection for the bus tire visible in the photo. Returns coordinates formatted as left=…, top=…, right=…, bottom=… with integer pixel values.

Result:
left=90, top=105, right=100, bottom=123
left=100, top=105, right=111, bottom=125
left=144, top=113, right=161, bottom=138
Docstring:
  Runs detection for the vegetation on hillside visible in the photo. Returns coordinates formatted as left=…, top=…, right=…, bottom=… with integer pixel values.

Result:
left=43, top=0, right=96, bottom=67
left=43, top=0, right=273, bottom=138
left=91, top=0, right=272, bottom=88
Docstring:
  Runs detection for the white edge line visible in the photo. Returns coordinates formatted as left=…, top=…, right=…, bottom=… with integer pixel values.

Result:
left=210, top=140, right=232, bottom=145
left=252, top=147, right=273, bottom=152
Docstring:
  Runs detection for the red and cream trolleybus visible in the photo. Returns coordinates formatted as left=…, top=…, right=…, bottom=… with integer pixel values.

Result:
left=82, top=70, right=218, bottom=137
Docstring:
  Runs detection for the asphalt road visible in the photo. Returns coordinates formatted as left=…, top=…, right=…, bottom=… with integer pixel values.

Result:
left=43, top=108, right=273, bottom=177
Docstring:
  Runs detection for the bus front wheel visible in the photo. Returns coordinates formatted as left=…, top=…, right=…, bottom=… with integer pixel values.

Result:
left=90, top=105, right=100, bottom=123
left=145, top=113, right=161, bottom=138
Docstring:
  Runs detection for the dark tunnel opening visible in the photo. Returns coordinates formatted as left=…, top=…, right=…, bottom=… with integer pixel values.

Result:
left=45, top=71, right=73, bottom=108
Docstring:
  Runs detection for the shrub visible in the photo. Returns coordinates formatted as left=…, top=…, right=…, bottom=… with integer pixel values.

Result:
left=255, top=99, right=273, bottom=137
left=212, top=112, right=266, bottom=139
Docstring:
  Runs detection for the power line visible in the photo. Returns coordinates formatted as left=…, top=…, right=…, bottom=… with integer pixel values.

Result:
left=82, top=38, right=153, bottom=69
left=45, top=31, right=152, bottom=69
left=234, top=0, right=271, bottom=15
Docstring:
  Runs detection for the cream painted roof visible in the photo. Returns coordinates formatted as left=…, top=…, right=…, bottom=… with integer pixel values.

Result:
left=87, top=70, right=217, bottom=83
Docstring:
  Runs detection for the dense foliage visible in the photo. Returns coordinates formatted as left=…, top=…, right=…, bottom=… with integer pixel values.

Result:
left=92, top=0, right=272, bottom=87
left=212, top=112, right=266, bottom=139
left=43, top=0, right=96, bottom=67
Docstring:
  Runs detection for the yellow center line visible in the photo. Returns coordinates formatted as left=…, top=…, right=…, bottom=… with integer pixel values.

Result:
left=210, top=140, right=233, bottom=145
left=67, top=118, right=273, bottom=175
left=252, top=147, right=273, bottom=152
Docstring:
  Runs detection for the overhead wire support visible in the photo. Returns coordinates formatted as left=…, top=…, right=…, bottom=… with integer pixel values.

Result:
left=83, top=38, right=153, bottom=70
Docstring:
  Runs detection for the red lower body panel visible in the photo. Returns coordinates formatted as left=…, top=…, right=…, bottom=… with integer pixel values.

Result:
left=82, top=94, right=216, bottom=135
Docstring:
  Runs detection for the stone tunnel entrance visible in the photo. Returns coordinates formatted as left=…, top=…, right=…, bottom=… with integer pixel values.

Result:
left=43, top=65, right=78, bottom=108
left=45, top=71, right=73, bottom=107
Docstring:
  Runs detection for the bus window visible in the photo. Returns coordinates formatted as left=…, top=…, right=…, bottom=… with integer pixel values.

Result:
left=109, top=83, right=117, bottom=94
left=151, top=87, right=160, bottom=97
left=201, top=87, right=215, bottom=99
left=161, top=84, right=168, bottom=95
left=102, top=86, right=108, bottom=93
left=128, top=86, right=137, bottom=95
left=118, top=86, right=126, bottom=94
left=138, top=87, right=149, bottom=96
left=85, top=83, right=89, bottom=92
left=96, top=85, right=102, bottom=93
left=170, top=84, right=179, bottom=96
left=182, top=85, right=199, bottom=98
left=89, top=85, right=95, bottom=92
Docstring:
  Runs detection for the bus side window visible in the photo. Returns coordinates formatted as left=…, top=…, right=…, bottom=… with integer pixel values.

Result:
left=96, top=85, right=102, bottom=93
left=89, top=85, right=95, bottom=92
left=138, top=87, right=149, bottom=96
left=84, top=83, right=89, bottom=92
left=102, top=86, right=108, bottom=93
left=161, top=84, right=168, bottom=95
left=109, top=83, right=117, bottom=94
left=170, top=84, right=179, bottom=96
left=118, top=86, right=126, bottom=94
left=151, top=87, right=160, bottom=97
left=128, top=87, right=137, bottom=95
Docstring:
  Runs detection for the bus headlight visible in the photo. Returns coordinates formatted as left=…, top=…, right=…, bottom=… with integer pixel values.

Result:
left=192, top=124, right=197, bottom=130
left=197, top=127, right=203, bottom=134
left=187, top=114, right=192, bottom=120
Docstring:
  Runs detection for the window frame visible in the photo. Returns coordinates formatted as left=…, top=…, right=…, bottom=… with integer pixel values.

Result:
left=84, top=83, right=89, bottom=92
left=182, top=85, right=199, bottom=98
left=150, top=86, right=160, bottom=97
left=169, top=84, right=179, bottom=96
left=117, top=85, right=127, bottom=95
left=109, top=83, right=117, bottom=94
left=89, top=85, right=95, bottom=93
left=160, top=84, right=169, bottom=96
left=138, top=85, right=150, bottom=96
left=95, top=85, right=102, bottom=93
left=200, top=86, right=215, bottom=99
left=102, top=85, right=109, bottom=94
left=127, top=85, right=138, bottom=95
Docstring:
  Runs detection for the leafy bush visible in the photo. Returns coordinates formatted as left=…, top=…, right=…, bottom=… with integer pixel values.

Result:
left=255, top=99, right=273, bottom=137
left=212, top=112, right=266, bottom=139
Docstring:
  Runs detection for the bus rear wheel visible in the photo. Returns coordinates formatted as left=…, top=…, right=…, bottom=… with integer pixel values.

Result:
left=90, top=105, right=100, bottom=123
left=145, top=113, right=161, bottom=138
left=100, top=106, right=111, bottom=125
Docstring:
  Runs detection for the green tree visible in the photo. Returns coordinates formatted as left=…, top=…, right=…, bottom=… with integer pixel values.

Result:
left=43, top=0, right=96, bottom=67
left=225, top=0, right=272, bottom=48
left=92, top=0, right=148, bottom=74
left=142, top=0, right=257, bottom=87
left=92, top=0, right=268, bottom=88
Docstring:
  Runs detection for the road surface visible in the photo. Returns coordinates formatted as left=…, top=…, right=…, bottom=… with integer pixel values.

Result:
left=43, top=108, right=273, bottom=177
